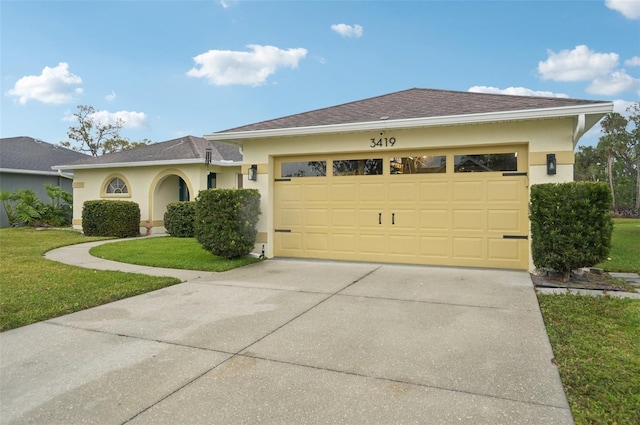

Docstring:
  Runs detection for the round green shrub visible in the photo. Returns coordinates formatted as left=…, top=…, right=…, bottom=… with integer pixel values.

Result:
left=82, top=200, right=140, bottom=238
left=164, top=201, right=195, bottom=237
left=195, top=189, right=261, bottom=259
left=530, top=182, right=613, bottom=280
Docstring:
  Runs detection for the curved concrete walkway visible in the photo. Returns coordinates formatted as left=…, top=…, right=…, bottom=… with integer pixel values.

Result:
left=1, top=240, right=574, bottom=424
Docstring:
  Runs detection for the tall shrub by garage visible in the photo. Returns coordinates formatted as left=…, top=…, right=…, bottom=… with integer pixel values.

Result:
left=529, top=182, right=613, bottom=281
left=195, top=189, right=261, bottom=259
left=164, top=201, right=195, bottom=237
left=82, top=200, right=141, bottom=238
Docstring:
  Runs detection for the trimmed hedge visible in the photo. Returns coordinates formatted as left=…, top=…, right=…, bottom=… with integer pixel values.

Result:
left=82, top=200, right=141, bottom=238
left=195, top=189, right=261, bottom=259
left=164, top=201, right=195, bottom=237
left=530, top=182, right=613, bottom=280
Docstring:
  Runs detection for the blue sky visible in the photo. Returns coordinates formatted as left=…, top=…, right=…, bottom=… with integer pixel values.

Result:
left=2, top=0, right=639, bottom=149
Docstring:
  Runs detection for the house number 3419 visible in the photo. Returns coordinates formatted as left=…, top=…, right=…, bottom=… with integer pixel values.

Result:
left=370, top=137, right=396, bottom=148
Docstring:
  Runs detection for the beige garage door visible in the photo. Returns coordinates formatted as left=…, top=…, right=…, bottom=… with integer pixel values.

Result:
left=274, top=146, right=529, bottom=270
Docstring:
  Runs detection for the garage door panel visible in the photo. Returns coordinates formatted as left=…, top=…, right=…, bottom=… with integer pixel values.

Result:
left=305, top=184, right=329, bottom=202
left=332, top=209, right=358, bottom=228
left=453, top=237, right=484, bottom=259
left=453, top=181, right=485, bottom=202
left=388, top=234, right=419, bottom=257
left=306, top=208, right=329, bottom=227
left=487, top=180, right=523, bottom=202
left=388, top=182, right=418, bottom=202
left=332, top=183, right=357, bottom=202
left=420, top=210, right=450, bottom=231
left=488, top=238, right=523, bottom=261
left=452, top=210, right=485, bottom=231
left=278, top=208, right=303, bottom=227
left=359, top=209, right=384, bottom=229
left=419, top=236, right=451, bottom=257
left=305, top=233, right=329, bottom=253
left=277, top=184, right=304, bottom=202
left=359, top=234, right=386, bottom=255
left=332, top=233, right=358, bottom=254
left=487, top=210, right=521, bottom=232
left=358, top=182, right=386, bottom=202
left=419, top=181, right=450, bottom=201
left=389, top=209, right=418, bottom=230
left=277, top=232, right=303, bottom=251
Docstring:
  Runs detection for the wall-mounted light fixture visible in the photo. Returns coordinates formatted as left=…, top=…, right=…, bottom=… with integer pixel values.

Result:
left=248, top=164, right=258, bottom=181
left=546, top=153, right=556, bottom=175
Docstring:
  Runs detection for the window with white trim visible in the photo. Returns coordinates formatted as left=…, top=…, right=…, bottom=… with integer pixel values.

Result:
left=106, top=177, right=128, bottom=194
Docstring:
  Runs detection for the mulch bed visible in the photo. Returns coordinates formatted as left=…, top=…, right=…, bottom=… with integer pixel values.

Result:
left=531, top=270, right=635, bottom=292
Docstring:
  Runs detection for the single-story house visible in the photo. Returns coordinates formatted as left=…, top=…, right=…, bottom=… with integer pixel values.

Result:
left=53, top=135, right=243, bottom=234
left=205, top=88, right=613, bottom=271
left=0, top=136, right=88, bottom=228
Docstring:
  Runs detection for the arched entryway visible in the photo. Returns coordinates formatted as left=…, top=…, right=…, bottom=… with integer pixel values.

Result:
left=149, top=170, right=194, bottom=232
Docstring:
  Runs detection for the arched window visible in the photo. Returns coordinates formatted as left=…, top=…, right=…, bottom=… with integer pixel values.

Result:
left=106, top=177, right=128, bottom=194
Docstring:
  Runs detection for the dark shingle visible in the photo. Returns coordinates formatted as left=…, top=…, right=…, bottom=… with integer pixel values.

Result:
left=215, top=88, right=607, bottom=133
left=0, top=137, right=88, bottom=172
left=60, top=135, right=242, bottom=166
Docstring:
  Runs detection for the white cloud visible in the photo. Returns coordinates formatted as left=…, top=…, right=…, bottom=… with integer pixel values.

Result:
left=468, top=85, right=569, bottom=98
left=186, top=44, right=307, bottom=86
left=605, top=0, right=640, bottom=19
left=105, top=91, right=117, bottom=101
left=5, top=62, right=83, bottom=105
left=624, top=56, right=640, bottom=66
left=612, top=99, right=636, bottom=115
left=538, top=45, right=619, bottom=81
left=586, top=69, right=640, bottom=95
left=331, top=23, right=363, bottom=38
left=219, top=0, right=238, bottom=9
left=63, top=109, right=148, bottom=129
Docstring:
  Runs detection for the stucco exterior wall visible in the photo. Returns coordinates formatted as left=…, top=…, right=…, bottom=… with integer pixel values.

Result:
left=0, top=172, right=73, bottom=228
left=239, top=117, right=577, bottom=261
left=71, top=163, right=240, bottom=234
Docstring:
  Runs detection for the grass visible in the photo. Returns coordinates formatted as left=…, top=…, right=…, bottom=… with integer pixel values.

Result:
left=89, top=236, right=261, bottom=271
left=537, top=218, right=640, bottom=425
left=0, top=228, right=180, bottom=331
left=538, top=294, right=640, bottom=425
left=597, top=218, right=640, bottom=273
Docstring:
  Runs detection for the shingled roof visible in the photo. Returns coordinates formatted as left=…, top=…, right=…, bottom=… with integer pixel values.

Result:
left=213, top=88, right=609, bottom=134
left=0, top=137, right=88, bottom=174
left=57, top=135, right=242, bottom=168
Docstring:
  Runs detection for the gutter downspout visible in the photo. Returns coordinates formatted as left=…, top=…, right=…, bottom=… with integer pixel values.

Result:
left=56, top=168, right=74, bottom=179
left=572, top=113, right=586, bottom=146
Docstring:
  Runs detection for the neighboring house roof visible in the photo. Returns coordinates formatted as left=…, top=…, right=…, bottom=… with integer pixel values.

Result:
left=207, top=88, right=613, bottom=144
left=0, top=136, right=88, bottom=177
left=54, top=135, right=242, bottom=170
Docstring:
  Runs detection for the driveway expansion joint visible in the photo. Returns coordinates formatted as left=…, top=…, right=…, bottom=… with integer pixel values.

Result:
left=44, top=320, right=235, bottom=356
left=233, top=352, right=573, bottom=412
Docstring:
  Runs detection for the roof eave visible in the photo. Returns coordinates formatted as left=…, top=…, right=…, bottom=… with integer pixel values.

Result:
left=206, top=102, right=614, bottom=143
left=0, top=168, right=73, bottom=178
left=52, top=158, right=242, bottom=171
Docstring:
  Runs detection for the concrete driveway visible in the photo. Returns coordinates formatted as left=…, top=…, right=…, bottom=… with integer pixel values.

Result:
left=1, top=250, right=573, bottom=424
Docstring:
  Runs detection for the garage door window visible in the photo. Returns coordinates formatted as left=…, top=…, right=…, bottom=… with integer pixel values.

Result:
left=390, top=156, right=446, bottom=174
left=333, top=159, right=382, bottom=176
left=454, top=153, right=517, bottom=172
left=281, top=161, right=326, bottom=177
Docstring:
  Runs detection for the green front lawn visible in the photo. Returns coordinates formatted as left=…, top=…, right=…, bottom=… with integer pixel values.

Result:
left=596, top=218, right=640, bottom=273
left=90, top=236, right=260, bottom=272
left=537, top=218, right=640, bottom=425
left=0, top=228, right=180, bottom=331
left=538, top=294, right=640, bottom=425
